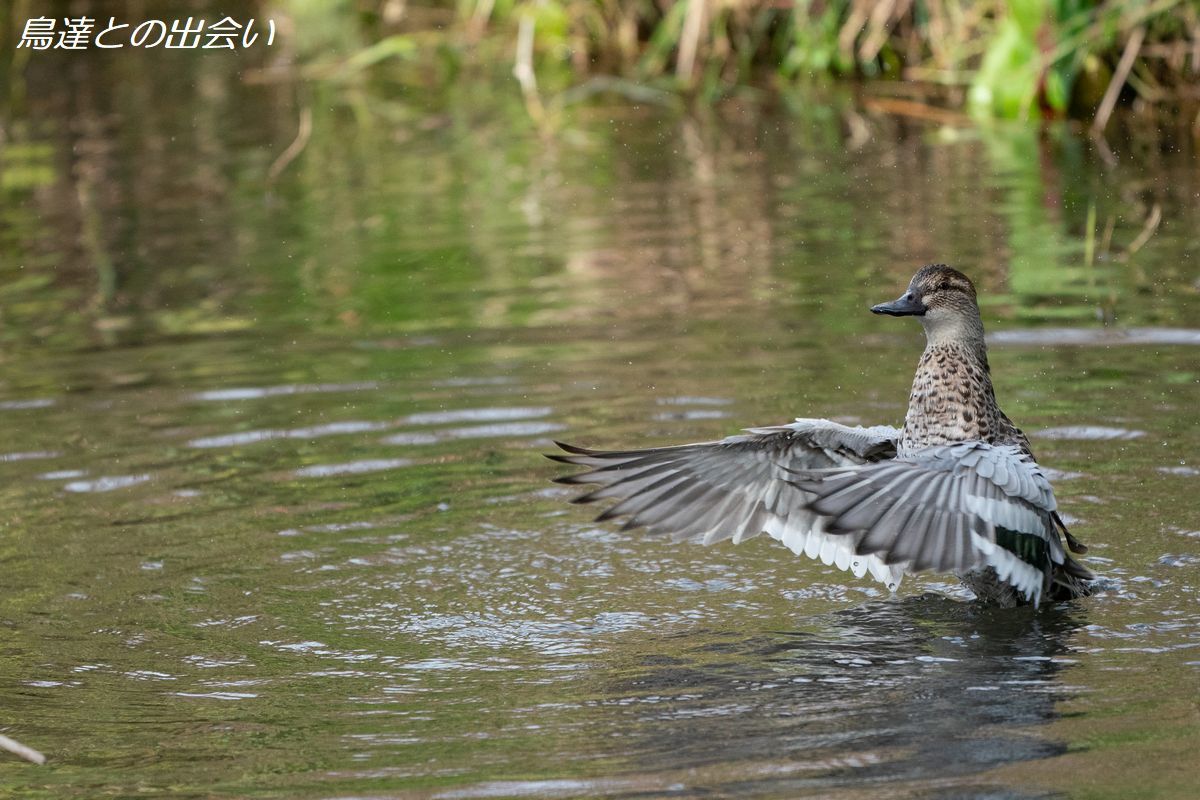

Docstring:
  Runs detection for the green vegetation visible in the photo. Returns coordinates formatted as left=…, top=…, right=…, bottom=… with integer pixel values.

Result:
left=303, top=0, right=1199, bottom=127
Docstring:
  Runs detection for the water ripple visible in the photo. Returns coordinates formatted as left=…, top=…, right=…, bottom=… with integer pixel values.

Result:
left=188, top=409, right=558, bottom=448
left=402, top=407, right=551, bottom=425
left=191, top=382, right=379, bottom=401
left=652, top=410, right=730, bottom=421
left=189, top=421, right=391, bottom=448
left=63, top=474, right=151, bottom=493
left=39, top=469, right=87, bottom=480
left=0, top=450, right=60, bottom=462
left=293, top=459, right=413, bottom=478
left=1035, top=426, right=1146, bottom=440
left=991, top=327, right=1200, bottom=346
left=656, top=396, right=733, bottom=406
left=0, top=398, right=56, bottom=410
left=381, top=421, right=565, bottom=444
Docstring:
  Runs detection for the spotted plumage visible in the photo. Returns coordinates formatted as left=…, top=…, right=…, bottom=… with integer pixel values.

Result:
left=549, top=265, right=1094, bottom=607
left=897, top=267, right=1020, bottom=452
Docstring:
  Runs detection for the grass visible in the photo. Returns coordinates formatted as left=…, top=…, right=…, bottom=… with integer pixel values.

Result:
left=312, top=0, right=1200, bottom=128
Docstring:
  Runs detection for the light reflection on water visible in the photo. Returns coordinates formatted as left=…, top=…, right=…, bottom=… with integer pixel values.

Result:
left=596, top=599, right=1081, bottom=786
left=990, top=328, right=1200, bottom=346
left=0, top=49, right=1198, bottom=800
left=0, top=322, right=1196, bottom=799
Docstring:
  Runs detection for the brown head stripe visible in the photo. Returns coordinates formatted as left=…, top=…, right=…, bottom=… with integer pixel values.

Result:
left=913, top=264, right=976, bottom=298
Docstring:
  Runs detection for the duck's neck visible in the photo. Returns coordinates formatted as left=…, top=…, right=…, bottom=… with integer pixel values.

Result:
left=899, top=316, right=1002, bottom=452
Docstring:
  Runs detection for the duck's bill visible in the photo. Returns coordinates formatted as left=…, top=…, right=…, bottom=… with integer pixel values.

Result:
left=871, top=294, right=927, bottom=316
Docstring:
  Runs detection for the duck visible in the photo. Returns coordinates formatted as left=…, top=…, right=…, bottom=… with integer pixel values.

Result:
left=548, top=265, right=1094, bottom=607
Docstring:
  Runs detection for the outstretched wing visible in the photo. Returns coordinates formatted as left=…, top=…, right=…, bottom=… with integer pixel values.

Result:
left=548, top=419, right=906, bottom=589
left=792, top=442, right=1070, bottom=605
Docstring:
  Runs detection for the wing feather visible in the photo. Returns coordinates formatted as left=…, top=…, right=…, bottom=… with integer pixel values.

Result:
left=549, top=421, right=901, bottom=587
left=551, top=428, right=1083, bottom=605
left=792, top=442, right=1069, bottom=604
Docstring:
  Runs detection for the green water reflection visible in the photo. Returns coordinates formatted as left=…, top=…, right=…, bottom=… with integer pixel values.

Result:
left=0, top=28, right=1198, bottom=800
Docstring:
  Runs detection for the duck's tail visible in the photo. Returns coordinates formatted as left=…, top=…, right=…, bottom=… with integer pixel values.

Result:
left=1045, top=510, right=1093, bottom=601
left=1047, top=553, right=1094, bottom=602
left=1052, top=510, right=1088, bottom=554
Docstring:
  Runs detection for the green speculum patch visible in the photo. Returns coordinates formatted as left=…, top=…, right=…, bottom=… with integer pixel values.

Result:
left=995, top=525, right=1052, bottom=571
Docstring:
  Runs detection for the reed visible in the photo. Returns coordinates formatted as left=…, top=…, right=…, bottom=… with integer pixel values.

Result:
left=415, top=0, right=1199, bottom=123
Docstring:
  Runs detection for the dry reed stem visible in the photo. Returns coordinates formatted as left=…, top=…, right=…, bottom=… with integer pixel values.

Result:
left=0, top=734, right=45, bottom=765
left=676, top=0, right=708, bottom=83
left=1100, top=214, right=1116, bottom=258
left=466, top=0, right=497, bottom=42
left=514, top=11, right=548, bottom=129
left=859, top=0, right=911, bottom=63
left=861, top=96, right=969, bottom=125
left=1093, top=26, right=1146, bottom=134
left=1119, top=202, right=1163, bottom=260
left=838, top=1, right=870, bottom=63
left=1084, top=200, right=1097, bottom=272
left=267, top=106, right=313, bottom=184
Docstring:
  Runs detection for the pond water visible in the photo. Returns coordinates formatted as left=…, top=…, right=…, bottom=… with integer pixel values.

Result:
left=1, top=43, right=1199, bottom=799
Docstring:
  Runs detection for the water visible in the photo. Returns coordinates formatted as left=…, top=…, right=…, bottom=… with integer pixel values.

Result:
left=1, top=40, right=1199, bottom=799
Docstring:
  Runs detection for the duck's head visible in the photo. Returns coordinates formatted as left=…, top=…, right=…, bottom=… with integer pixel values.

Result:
left=871, top=264, right=983, bottom=344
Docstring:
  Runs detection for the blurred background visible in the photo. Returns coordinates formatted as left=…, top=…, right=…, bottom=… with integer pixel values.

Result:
left=0, top=2, right=1198, bottom=799
left=1, top=0, right=1198, bottom=348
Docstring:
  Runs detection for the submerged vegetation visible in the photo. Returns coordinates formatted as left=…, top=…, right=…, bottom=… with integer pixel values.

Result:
left=315, top=0, right=1200, bottom=128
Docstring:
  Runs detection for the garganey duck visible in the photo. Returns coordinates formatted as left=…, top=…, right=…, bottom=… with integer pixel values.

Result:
left=549, top=265, right=1093, bottom=607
